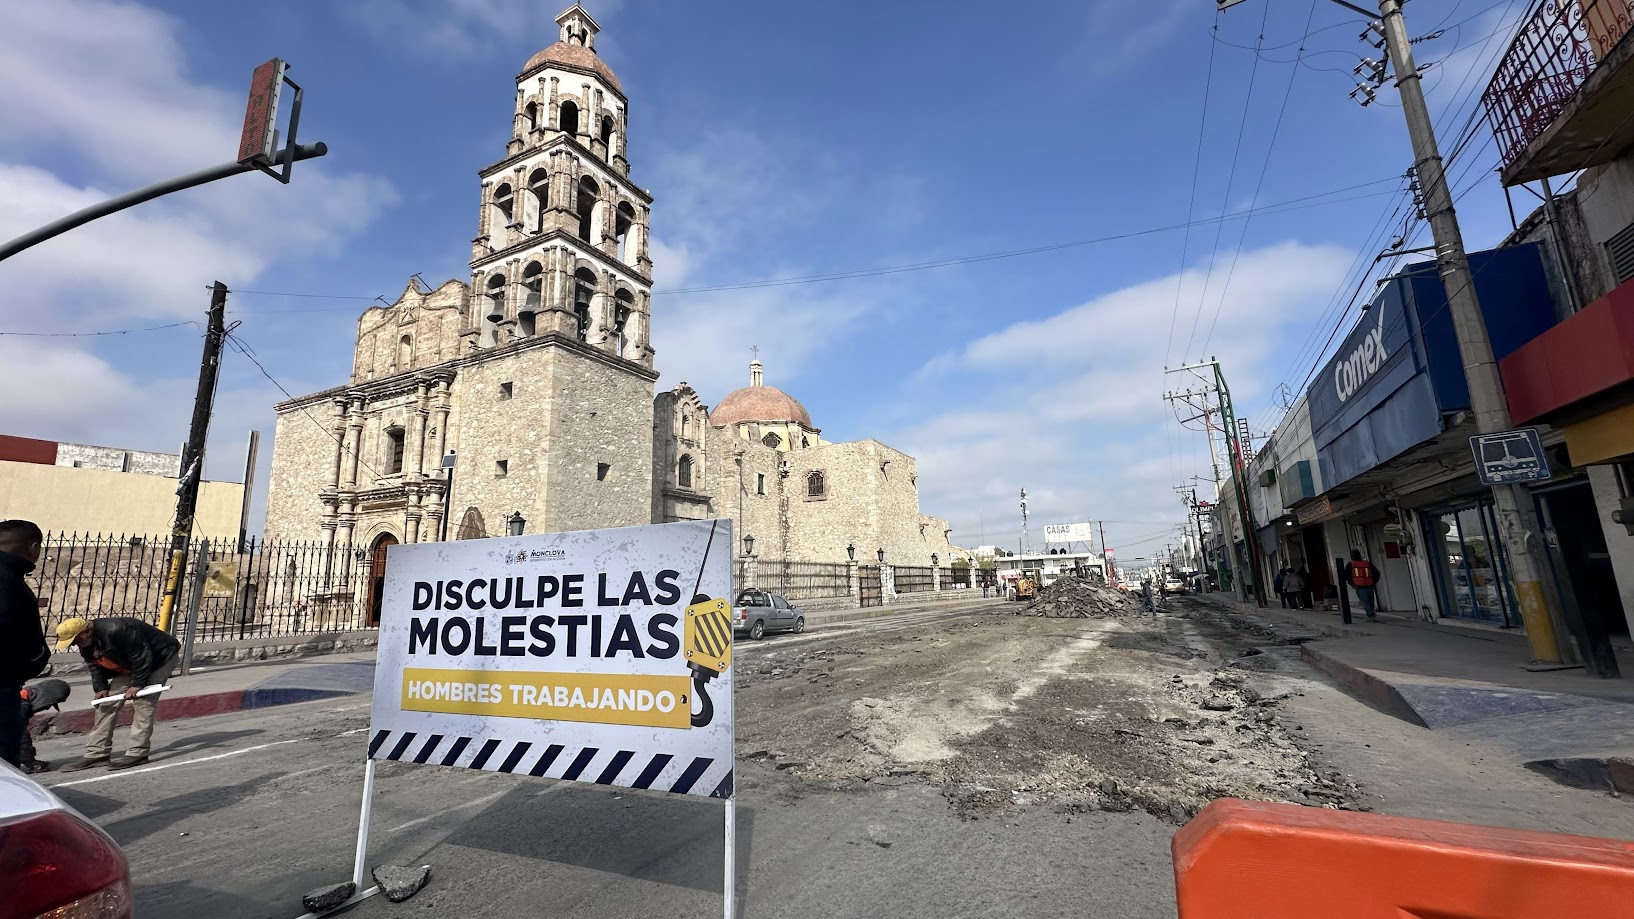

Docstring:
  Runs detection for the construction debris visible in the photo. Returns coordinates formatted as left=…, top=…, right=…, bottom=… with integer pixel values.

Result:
left=1021, top=576, right=1142, bottom=618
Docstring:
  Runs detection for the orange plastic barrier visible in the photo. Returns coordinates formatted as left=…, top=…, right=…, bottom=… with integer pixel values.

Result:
left=1173, top=798, right=1634, bottom=918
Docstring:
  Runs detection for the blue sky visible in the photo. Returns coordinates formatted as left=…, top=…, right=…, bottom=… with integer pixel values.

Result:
left=0, top=0, right=1532, bottom=562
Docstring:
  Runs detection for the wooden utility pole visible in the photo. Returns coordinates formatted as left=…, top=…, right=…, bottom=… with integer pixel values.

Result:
left=158, top=282, right=227, bottom=633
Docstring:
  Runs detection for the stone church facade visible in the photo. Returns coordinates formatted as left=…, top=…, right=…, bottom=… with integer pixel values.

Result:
left=265, top=5, right=956, bottom=575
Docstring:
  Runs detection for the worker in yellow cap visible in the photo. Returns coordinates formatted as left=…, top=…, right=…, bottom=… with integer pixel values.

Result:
left=56, top=615, right=180, bottom=772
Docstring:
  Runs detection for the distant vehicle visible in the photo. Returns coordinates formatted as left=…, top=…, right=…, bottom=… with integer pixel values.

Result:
left=733, top=589, right=806, bottom=640
left=0, top=759, right=132, bottom=918
left=1163, top=576, right=1185, bottom=594
left=1014, top=568, right=1041, bottom=601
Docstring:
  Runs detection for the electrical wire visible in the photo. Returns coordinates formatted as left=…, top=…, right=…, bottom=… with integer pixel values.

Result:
left=1165, top=9, right=1222, bottom=368
left=0, top=321, right=199, bottom=338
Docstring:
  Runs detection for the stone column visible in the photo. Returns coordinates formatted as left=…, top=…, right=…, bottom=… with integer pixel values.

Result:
left=933, top=564, right=941, bottom=592
left=409, top=383, right=430, bottom=476
left=548, top=77, right=560, bottom=130
left=635, top=205, right=652, bottom=274
left=336, top=502, right=356, bottom=549
left=579, top=84, right=592, bottom=139
left=405, top=502, right=422, bottom=545
left=329, top=399, right=347, bottom=488
left=510, top=166, right=525, bottom=232
left=344, top=403, right=363, bottom=488
left=848, top=561, right=860, bottom=605
left=319, top=521, right=338, bottom=588
left=431, top=381, right=451, bottom=465
left=477, top=181, right=493, bottom=238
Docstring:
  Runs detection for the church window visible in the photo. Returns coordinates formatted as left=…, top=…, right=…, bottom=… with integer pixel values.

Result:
left=493, top=183, right=516, bottom=233
left=527, top=168, right=549, bottom=233
left=577, top=176, right=599, bottom=242
left=573, top=268, right=596, bottom=342
left=524, top=101, right=539, bottom=133
left=560, top=99, right=580, bottom=136
left=457, top=507, right=486, bottom=541
left=756, top=473, right=766, bottom=496
left=807, top=470, right=826, bottom=498
left=680, top=414, right=691, bottom=438
left=396, top=334, right=412, bottom=370
left=615, top=202, right=635, bottom=262
left=484, top=274, right=507, bottom=323
left=600, top=114, right=614, bottom=149
left=499, top=382, right=513, bottom=400
left=613, top=289, right=633, bottom=356
left=598, top=462, right=611, bottom=481
left=520, top=261, right=543, bottom=337
left=678, top=454, right=694, bottom=488
left=384, top=427, right=406, bottom=475
left=495, top=459, right=509, bottom=478
left=762, top=432, right=781, bottom=449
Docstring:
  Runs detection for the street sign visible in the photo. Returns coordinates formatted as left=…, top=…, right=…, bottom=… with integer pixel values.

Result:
left=237, top=58, right=286, bottom=165
left=1044, top=522, right=1095, bottom=545
left=367, top=519, right=735, bottom=798
left=1471, top=429, right=1551, bottom=486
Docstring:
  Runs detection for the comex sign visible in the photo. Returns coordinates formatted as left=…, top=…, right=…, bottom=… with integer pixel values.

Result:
left=310, top=520, right=738, bottom=917
left=1333, top=306, right=1390, bottom=404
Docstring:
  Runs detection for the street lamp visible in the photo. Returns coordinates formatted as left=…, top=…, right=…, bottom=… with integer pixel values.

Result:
left=438, top=449, right=457, bottom=542
left=506, top=511, right=525, bottom=537
left=743, top=533, right=755, bottom=556
left=931, top=553, right=939, bottom=567
left=876, top=547, right=885, bottom=564
left=846, top=542, right=855, bottom=562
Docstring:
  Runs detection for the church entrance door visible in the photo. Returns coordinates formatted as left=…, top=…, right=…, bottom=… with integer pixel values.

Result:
left=366, top=533, right=399, bottom=626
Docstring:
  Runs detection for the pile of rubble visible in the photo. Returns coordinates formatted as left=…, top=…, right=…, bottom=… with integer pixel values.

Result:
left=1022, top=576, right=1141, bottom=618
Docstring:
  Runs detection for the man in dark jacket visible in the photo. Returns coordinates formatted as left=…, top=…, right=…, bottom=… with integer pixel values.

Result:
left=0, top=520, right=51, bottom=767
left=56, top=615, right=180, bottom=771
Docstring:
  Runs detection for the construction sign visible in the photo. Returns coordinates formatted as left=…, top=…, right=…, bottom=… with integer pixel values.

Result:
left=203, top=558, right=239, bottom=599
left=367, top=519, right=735, bottom=799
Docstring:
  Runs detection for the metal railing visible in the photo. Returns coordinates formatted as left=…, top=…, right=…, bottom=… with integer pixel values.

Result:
left=756, top=560, right=851, bottom=601
left=893, top=565, right=935, bottom=595
left=1483, top=0, right=1628, bottom=170
left=30, top=532, right=374, bottom=642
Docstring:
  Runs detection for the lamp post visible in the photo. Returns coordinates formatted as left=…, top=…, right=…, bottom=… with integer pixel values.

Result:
left=506, top=511, right=525, bottom=537
left=743, top=533, right=755, bottom=556
left=876, top=547, right=885, bottom=564
left=931, top=553, right=938, bottom=567
left=846, top=542, right=856, bottom=562
left=439, top=449, right=456, bottom=541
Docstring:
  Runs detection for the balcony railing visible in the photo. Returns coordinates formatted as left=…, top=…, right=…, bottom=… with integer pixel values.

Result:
left=1483, top=1, right=1606, bottom=173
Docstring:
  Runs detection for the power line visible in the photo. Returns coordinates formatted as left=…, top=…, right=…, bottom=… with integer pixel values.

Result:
left=0, top=321, right=199, bottom=338
left=1165, top=10, right=1223, bottom=368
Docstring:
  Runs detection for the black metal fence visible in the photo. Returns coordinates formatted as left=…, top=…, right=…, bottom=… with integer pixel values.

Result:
left=893, top=565, right=935, bottom=594
left=758, top=560, right=850, bottom=601
left=29, top=533, right=375, bottom=642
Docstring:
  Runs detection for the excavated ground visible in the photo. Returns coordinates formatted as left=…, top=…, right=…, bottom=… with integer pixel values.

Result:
left=736, top=593, right=1359, bottom=823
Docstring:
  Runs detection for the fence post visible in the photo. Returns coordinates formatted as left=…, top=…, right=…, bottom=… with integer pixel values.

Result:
left=933, top=564, right=941, bottom=593
left=848, top=561, right=859, bottom=606
left=180, top=539, right=210, bottom=676
left=743, top=554, right=757, bottom=590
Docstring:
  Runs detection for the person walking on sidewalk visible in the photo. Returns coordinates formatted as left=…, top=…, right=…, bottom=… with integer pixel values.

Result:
left=1273, top=567, right=1289, bottom=608
left=1284, top=568, right=1307, bottom=609
left=1346, top=549, right=1380, bottom=621
left=56, top=616, right=180, bottom=772
left=0, top=520, right=51, bottom=768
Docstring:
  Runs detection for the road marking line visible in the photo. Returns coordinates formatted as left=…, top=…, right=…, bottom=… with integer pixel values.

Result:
left=386, top=788, right=512, bottom=832
left=334, top=728, right=369, bottom=737
left=48, top=740, right=303, bottom=788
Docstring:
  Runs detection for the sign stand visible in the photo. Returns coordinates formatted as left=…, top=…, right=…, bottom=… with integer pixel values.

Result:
left=291, top=758, right=380, bottom=918
left=723, top=796, right=736, bottom=918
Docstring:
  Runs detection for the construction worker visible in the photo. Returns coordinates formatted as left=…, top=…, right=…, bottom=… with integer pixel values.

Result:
left=56, top=616, right=181, bottom=771
left=0, top=520, right=51, bottom=768
left=1346, top=549, right=1380, bottom=622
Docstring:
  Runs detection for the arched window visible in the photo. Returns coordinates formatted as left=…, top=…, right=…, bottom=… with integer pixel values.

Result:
left=524, top=101, right=539, bottom=133
left=492, top=184, right=515, bottom=245
left=560, top=100, right=580, bottom=136
left=678, top=454, right=694, bottom=489
left=484, top=273, right=507, bottom=323
left=384, top=426, right=406, bottom=475
left=527, top=168, right=549, bottom=232
left=615, top=202, right=635, bottom=262
left=680, top=414, right=691, bottom=437
left=806, top=470, right=825, bottom=498
left=762, top=432, right=782, bottom=449
left=573, top=268, right=596, bottom=342
left=613, top=288, right=634, bottom=357
left=397, top=334, right=412, bottom=370
left=457, top=507, right=486, bottom=541
left=519, top=262, right=543, bottom=337
left=600, top=114, right=614, bottom=149
left=577, top=176, right=599, bottom=242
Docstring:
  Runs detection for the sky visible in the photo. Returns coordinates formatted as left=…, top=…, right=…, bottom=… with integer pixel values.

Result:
left=0, top=0, right=1535, bottom=565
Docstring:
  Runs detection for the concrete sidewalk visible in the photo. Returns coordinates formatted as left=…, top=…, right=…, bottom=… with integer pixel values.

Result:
left=31, top=593, right=1000, bottom=736
left=1199, top=592, right=1634, bottom=792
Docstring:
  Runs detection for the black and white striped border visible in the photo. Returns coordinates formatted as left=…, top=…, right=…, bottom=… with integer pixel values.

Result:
left=368, top=729, right=733, bottom=799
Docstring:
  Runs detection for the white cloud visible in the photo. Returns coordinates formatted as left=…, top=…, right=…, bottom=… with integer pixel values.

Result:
left=893, top=241, right=1353, bottom=551
left=347, top=0, right=621, bottom=57
left=0, top=0, right=395, bottom=533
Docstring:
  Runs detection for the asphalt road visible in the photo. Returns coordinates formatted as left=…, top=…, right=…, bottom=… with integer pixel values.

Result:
left=33, top=604, right=1181, bottom=919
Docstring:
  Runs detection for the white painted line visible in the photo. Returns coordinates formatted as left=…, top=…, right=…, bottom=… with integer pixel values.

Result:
left=386, top=788, right=511, bottom=833
left=334, top=728, right=369, bottom=737
left=48, top=740, right=303, bottom=788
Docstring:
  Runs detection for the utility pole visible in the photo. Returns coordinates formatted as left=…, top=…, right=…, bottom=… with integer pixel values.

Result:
left=158, top=282, right=228, bottom=633
left=1165, top=361, right=1265, bottom=606
left=1217, top=0, right=1574, bottom=665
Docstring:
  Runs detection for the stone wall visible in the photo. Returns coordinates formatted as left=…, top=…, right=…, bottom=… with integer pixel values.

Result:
left=265, top=408, right=342, bottom=542
left=653, top=385, right=713, bottom=523
left=786, top=439, right=956, bottom=566
left=55, top=442, right=179, bottom=477
left=352, top=281, right=468, bottom=384
left=540, top=342, right=656, bottom=531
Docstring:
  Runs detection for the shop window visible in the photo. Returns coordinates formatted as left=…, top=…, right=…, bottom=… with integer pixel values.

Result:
left=1424, top=502, right=1518, bottom=627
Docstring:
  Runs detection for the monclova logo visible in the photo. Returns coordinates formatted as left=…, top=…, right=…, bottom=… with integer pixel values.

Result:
left=1333, top=307, right=1390, bottom=403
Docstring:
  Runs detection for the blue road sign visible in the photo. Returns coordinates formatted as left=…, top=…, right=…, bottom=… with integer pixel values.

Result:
left=1470, top=428, right=1551, bottom=486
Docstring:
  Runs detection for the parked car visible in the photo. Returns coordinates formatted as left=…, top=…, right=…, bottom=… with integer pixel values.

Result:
left=0, top=759, right=132, bottom=919
left=1163, top=577, right=1185, bottom=594
left=733, top=589, right=806, bottom=639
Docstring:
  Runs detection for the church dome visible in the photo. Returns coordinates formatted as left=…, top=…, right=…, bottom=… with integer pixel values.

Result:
left=522, top=41, right=622, bottom=92
left=710, top=360, right=814, bottom=430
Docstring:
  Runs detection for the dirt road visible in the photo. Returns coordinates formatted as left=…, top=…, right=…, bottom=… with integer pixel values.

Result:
left=737, top=592, right=1357, bottom=822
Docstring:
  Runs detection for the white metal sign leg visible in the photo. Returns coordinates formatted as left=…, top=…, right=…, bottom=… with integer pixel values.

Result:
left=723, top=797, right=736, bottom=919
left=352, top=758, right=377, bottom=888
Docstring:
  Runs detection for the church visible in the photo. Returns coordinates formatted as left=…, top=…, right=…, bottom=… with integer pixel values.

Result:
left=264, top=5, right=958, bottom=575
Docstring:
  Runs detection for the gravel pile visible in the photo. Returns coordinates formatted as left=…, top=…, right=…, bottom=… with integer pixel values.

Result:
left=1022, top=576, right=1141, bottom=618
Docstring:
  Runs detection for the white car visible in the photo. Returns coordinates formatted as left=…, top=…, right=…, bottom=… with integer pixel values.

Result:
left=0, top=759, right=132, bottom=918
left=1163, top=577, right=1185, bottom=594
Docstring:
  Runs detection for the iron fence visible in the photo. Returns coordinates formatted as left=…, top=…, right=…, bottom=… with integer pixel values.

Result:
left=757, top=560, right=851, bottom=601
left=893, top=565, right=935, bottom=594
left=1483, top=0, right=1617, bottom=171
left=29, top=533, right=375, bottom=642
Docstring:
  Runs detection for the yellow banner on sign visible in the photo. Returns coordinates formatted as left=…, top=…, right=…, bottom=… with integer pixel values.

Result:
left=204, top=559, right=239, bottom=599
left=400, top=667, right=692, bottom=729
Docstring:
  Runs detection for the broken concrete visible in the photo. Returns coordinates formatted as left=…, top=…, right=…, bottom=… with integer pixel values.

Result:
left=372, top=865, right=431, bottom=903
left=301, top=882, right=354, bottom=913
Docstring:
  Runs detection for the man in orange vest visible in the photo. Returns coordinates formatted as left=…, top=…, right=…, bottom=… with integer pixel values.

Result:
left=1346, top=549, right=1380, bottom=621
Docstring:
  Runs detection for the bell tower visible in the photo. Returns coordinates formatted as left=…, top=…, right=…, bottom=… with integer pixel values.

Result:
left=466, top=3, right=653, bottom=366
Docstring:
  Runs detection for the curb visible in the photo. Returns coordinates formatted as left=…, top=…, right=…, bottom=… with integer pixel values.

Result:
left=1299, top=643, right=1430, bottom=729
left=808, top=599, right=1001, bottom=627
left=39, top=686, right=360, bottom=735
left=1526, top=756, right=1634, bottom=795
